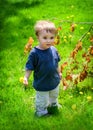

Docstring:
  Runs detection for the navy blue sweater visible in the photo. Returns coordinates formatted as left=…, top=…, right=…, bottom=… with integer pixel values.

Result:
left=25, top=46, right=60, bottom=91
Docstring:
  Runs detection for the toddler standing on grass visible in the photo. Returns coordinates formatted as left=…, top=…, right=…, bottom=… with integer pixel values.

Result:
left=23, top=20, right=62, bottom=117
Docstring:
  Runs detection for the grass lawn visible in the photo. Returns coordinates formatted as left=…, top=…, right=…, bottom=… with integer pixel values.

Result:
left=0, top=0, right=93, bottom=130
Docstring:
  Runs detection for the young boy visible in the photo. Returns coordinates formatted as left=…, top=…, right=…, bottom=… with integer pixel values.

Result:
left=23, top=20, right=62, bottom=117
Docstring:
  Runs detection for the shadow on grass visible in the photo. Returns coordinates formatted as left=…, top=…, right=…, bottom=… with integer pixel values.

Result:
left=0, top=0, right=44, bottom=51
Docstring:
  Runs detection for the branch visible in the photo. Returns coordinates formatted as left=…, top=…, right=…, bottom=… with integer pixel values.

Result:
left=51, top=18, right=93, bottom=24
left=79, top=24, right=93, bottom=41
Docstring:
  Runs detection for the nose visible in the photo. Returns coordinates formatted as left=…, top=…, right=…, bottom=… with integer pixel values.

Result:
left=47, top=39, right=50, bottom=43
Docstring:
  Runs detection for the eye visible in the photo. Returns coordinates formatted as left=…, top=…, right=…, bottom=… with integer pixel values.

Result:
left=43, top=37, right=47, bottom=39
left=50, top=36, right=54, bottom=39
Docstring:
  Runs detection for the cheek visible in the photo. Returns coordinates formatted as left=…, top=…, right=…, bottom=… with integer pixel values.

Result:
left=38, top=38, right=44, bottom=43
left=51, top=39, right=55, bottom=42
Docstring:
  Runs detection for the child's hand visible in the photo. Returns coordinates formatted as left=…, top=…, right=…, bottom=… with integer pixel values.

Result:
left=23, top=77, right=28, bottom=86
left=59, top=73, right=62, bottom=80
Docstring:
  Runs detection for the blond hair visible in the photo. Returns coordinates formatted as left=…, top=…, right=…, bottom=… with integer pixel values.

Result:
left=34, top=20, right=57, bottom=36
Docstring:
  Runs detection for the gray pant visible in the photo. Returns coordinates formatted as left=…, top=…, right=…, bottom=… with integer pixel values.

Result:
left=35, top=86, right=59, bottom=117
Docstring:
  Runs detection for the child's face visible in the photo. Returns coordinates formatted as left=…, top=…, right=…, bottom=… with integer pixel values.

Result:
left=37, top=30, right=55, bottom=49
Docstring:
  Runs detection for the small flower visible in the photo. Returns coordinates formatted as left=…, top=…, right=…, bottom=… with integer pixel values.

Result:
left=71, top=104, right=76, bottom=110
left=69, top=34, right=72, bottom=38
left=74, top=24, right=77, bottom=27
left=67, top=16, right=70, bottom=19
left=87, top=96, right=92, bottom=101
left=69, top=95, right=73, bottom=98
left=63, top=36, right=67, bottom=39
left=80, top=27, right=84, bottom=30
left=71, top=5, right=74, bottom=8
left=87, top=32, right=91, bottom=35
left=70, top=15, right=74, bottom=18
left=19, top=77, right=24, bottom=83
left=64, top=39, right=67, bottom=43
left=79, top=91, right=83, bottom=95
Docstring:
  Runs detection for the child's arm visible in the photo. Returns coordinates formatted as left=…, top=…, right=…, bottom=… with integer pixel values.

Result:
left=23, top=70, right=32, bottom=86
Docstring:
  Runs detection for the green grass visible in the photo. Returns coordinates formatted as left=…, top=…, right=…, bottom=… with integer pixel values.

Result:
left=0, top=0, right=93, bottom=130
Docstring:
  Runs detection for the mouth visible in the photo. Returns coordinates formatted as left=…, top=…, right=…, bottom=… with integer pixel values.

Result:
left=46, top=44, right=51, bottom=46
